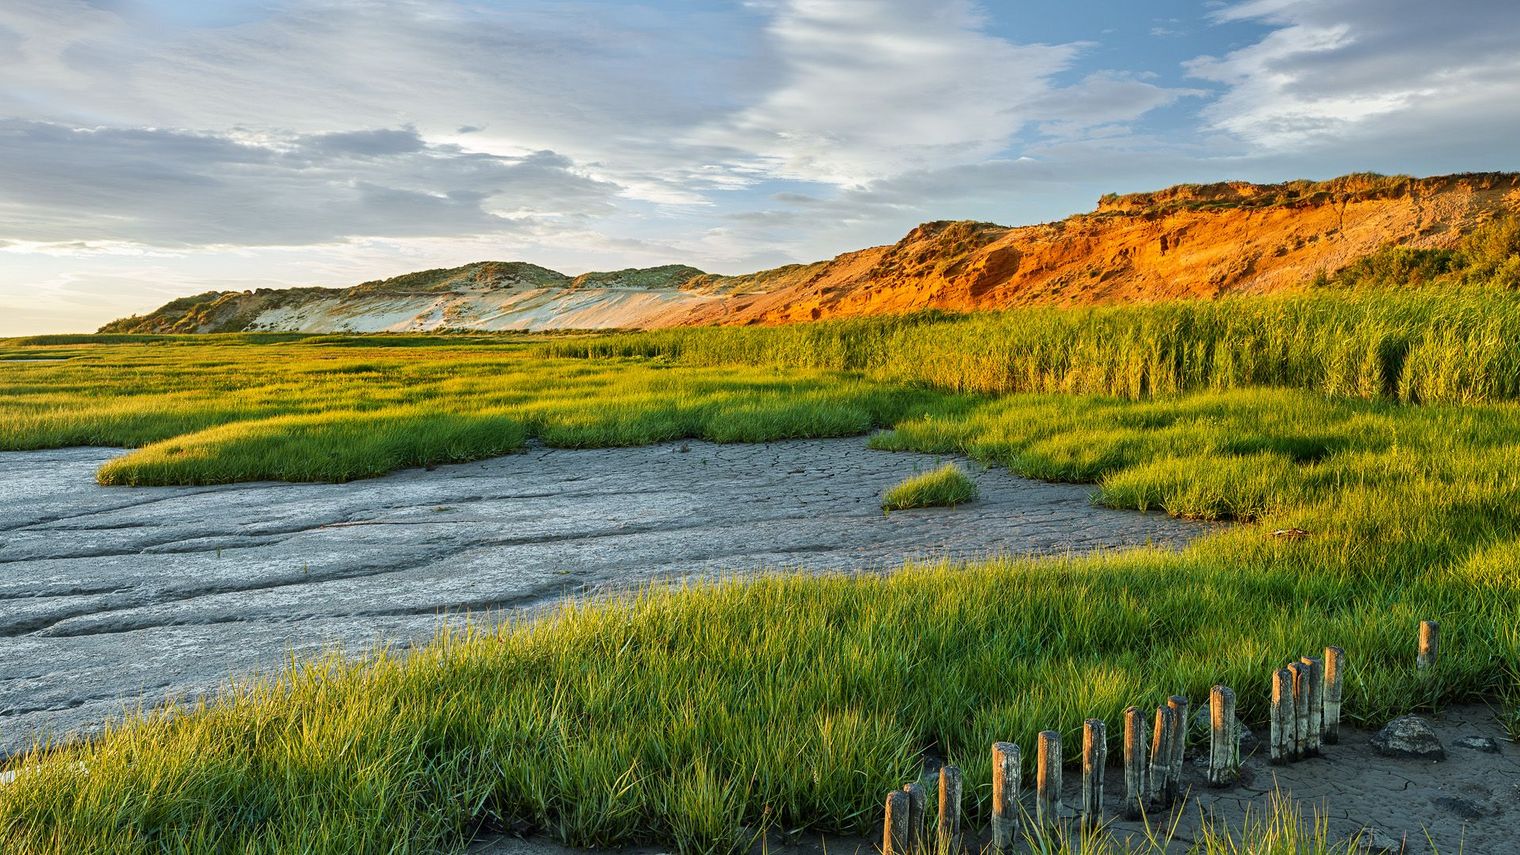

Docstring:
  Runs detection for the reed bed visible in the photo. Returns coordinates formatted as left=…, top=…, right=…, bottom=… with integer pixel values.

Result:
left=541, top=289, right=1520, bottom=404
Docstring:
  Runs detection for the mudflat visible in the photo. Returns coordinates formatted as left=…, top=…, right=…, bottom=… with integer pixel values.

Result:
left=0, top=438, right=1202, bottom=754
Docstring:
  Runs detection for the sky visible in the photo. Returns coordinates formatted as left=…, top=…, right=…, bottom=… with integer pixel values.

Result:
left=3, top=1, right=1520, bottom=335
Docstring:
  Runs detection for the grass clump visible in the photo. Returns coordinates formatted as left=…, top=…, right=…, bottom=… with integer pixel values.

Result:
left=881, top=462, right=978, bottom=511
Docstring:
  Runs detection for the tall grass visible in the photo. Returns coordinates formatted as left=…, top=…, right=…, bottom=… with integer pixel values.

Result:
left=542, top=290, right=1520, bottom=404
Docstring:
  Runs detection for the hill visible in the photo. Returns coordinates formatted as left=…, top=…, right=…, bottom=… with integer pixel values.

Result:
left=101, top=172, right=1520, bottom=334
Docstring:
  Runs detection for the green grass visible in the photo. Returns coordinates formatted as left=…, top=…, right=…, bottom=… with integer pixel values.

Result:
left=543, top=287, right=1520, bottom=405
left=0, top=337, right=954, bottom=484
left=2, top=299, right=1519, bottom=852
left=882, top=463, right=978, bottom=511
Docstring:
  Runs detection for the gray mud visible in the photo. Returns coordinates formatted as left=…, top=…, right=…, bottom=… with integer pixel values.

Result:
left=0, top=439, right=1201, bottom=754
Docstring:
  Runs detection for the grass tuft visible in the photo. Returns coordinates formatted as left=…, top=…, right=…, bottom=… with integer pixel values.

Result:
left=881, top=463, right=978, bottom=511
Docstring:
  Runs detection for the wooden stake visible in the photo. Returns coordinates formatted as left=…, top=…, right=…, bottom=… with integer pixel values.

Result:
left=991, top=742, right=1020, bottom=852
left=1207, top=685, right=1238, bottom=786
left=1418, top=620, right=1440, bottom=670
left=937, top=765, right=962, bottom=851
left=1147, top=706, right=1172, bottom=806
left=1323, top=646, right=1345, bottom=745
left=902, top=781, right=927, bottom=853
left=1036, top=730, right=1062, bottom=828
left=1299, top=656, right=1323, bottom=756
left=1165, top=695, right=1188, bottom=801
left=1082, top=719, right=1106, bottom=824
left=1270, top=667, right=1293, bottom=765
left=1122, top=706, right=1147, bottom=820
left=884, top=790, right=911, bottom=855
left=1288, top=662, right=1310, bottom=761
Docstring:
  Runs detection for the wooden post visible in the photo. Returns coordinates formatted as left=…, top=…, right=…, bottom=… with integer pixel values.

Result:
left=1036, top=730, right=1062, bottom=828
left=991, top=742, right=1020, bottom=852
left=1288, top=662, right=1310, bottom=761
left=937, top=765, right=962, bottom=851
left=902, top=781, right=927, bottom=853
left=1270, top=667, right=1293, bottom=765
left=884, top=790, right=911, bottom=855
left=1147, top=706, right=1172, bottom=806
left=1299, top=656, right=1323, bottom=756
left=1082, top=719, right=1106, bottom=824
left=1418, top=620, right=1439, bottom=670
left=1165, top=695, right=1188, bottom=801
left=1207, top=685, right=1238, bottom=786
left=1323, top=646, right=1345, bottom=745
left=1122, top=706, right=1147, bottom=819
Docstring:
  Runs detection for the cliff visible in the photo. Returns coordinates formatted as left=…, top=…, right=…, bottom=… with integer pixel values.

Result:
left=102, top=172, right=1520, bottom=334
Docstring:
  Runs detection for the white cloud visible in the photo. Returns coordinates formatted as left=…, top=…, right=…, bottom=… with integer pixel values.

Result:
left=692, top=0, right=1080, bottom=185
left=1190, top=0, right=1520, bottom=151
left=0, top=121, right=620, bottom=246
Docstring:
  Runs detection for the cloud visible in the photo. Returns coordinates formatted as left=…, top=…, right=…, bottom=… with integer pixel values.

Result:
left=692, top=0, right=1080, bottom=185
left=0, top=121, right=620, bottom=246
left=1189, top=0, right=1520, bottom=153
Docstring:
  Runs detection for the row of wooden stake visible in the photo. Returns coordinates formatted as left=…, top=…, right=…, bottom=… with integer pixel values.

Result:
left=879, top=631, right=1416, bottom=854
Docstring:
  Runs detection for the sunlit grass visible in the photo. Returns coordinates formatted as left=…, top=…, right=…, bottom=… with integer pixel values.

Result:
left=544, top=288, right=1520, bottom=404
left=881, top=463, right=978, bottom=511
left=1, top=330, right=1518, bottom=852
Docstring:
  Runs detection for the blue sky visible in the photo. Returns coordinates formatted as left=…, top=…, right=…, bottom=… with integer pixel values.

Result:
left=2, top=0, right=1519, bottom=334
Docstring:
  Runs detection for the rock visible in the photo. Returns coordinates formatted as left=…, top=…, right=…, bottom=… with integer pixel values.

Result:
left=1432, top=795, right=1489, bottom=819
left=1357, top=827, right=1405, bottom=853
left=1454, top=736, right=1501, bottom=753
left=1371, top=715, right=1446, bottom=760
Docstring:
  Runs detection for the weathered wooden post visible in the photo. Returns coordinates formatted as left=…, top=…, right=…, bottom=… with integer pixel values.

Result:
left=1147, top=706, right=1172, bottom=806
left=1122, top=706, right=1147, bottom=819
left=937, top=765, right=962, bottom=851
left=1323, top=646, right=1345, bottom=744
left=1299, top=656, right=1323, bottom=756
left=884, top=790, right=911, bottom=855
left=1165, top=695, right=1188, bottom=801
left=1082, top=719, right=1106, bottom=824
left=1036, top=730, right=1062, bottom=828
left=1288, top=662, right=1310, bottom=760
left=1270, top=667, right=1294, bottom=765
left=1207, top=685, right=1238, bottom=786
left=1418, top=620, right=1440, bottom=670
left=991, top=742, right=1020, bottom=852
left=902, top=781, right=927, bottom=853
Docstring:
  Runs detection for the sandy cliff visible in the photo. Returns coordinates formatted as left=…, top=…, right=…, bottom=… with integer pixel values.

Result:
left=102, top=172, right=1520, bottom=334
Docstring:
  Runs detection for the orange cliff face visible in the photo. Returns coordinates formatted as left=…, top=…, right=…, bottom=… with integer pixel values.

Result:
left=99, top=172, right=1520, bottom=335
left=665, top=172, right=1520, bottom=327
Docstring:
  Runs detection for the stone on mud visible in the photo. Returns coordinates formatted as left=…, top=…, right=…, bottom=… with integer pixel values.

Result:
left=1454, top=735, right=1501, bottom=754
left=1371, top=715, right=1445, bottom=760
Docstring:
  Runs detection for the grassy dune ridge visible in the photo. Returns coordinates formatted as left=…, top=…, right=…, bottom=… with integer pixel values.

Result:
left=1, top=289, right=1519, bottom=851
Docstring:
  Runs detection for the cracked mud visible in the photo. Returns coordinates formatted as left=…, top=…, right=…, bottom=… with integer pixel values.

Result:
left=0, top=439, right=1202, bottom=754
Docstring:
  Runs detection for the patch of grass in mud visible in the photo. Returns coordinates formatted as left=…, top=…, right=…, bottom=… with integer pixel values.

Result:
left=2, top=325, right=1519, bottom=853
left=882, top=462, right=978, bottom=511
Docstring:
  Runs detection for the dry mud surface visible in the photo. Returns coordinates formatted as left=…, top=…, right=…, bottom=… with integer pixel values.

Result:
left=0, top=439, right=1200, bottom=754
left=472, top=706, right=1519, bottom=854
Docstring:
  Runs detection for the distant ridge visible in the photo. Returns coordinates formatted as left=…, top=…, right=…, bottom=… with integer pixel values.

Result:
left=101, top=172, right=1520, bottom=334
